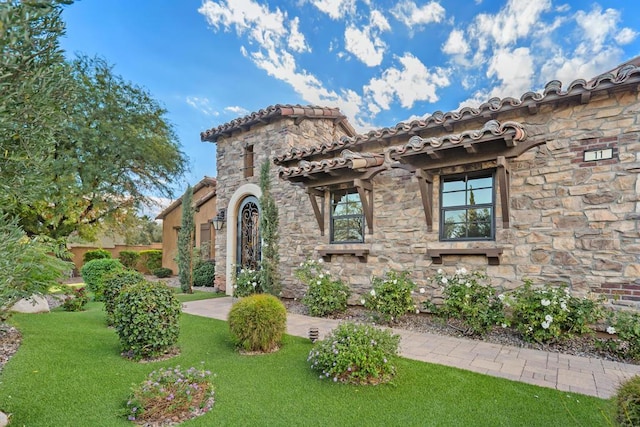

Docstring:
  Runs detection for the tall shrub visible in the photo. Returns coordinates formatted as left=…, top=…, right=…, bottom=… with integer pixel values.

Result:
left=259, top=161, right=280, bottom=296
left=113, top=281, right=181, bottom=360
left=103, top=270, right=145, bottom=325
left=80, top=258, right=125, bottom=301
left=177, top=186, right=194, bottom=293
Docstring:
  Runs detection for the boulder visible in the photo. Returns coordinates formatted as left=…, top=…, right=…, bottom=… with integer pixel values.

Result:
left=0, top=410, right=8, bottom=426
left=10, top=295, right=50, bottom=314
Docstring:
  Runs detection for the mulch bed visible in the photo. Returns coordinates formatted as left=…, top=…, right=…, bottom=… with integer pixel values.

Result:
left=282, top=298, right=638, bottom=365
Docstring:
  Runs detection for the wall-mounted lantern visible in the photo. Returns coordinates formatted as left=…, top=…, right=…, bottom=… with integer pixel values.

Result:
left=211, top=208, right=226, bottom=231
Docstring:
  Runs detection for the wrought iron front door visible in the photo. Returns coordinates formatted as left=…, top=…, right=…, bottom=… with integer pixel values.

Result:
left=237, top=196, right=261, bottom=270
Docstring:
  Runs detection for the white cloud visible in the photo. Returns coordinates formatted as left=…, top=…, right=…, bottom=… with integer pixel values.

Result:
left=486, top=47, right=534, bottom=98
left=391, top=1, right=445, bottom=28
left=310, top=0, right=356, bottom=20
left=615, top=27, right=638, bottom=45
left=471, top=0, right=552, bottom=48
left=199, top=0, right=308, bottom=53
left=442, top=28, right=469, bottom=55
left=186, top=96, right=218, bottom=116
left=575, top=6, right=620, bottom=52
left=344, top=9, right=390, bottom=67
left=540, top=49, right=621, bottom=84
left=225, top=106, right=250, bottom=116
left=364, top=53, right=450, bottom=114
left=199, top=1, right=366, bottom=127
left=288, top=17, right=310, bottom=53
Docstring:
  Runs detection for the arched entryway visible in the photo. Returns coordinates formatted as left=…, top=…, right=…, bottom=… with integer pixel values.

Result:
left=237, top=195, right=261, bottom=270
left=225, top=183, right=262, bottom=295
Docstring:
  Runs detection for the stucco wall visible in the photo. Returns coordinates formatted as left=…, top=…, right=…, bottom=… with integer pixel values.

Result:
left=160, top=184, right=217, bottom=275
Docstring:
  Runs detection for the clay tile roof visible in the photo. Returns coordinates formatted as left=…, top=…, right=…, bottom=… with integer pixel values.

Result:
left=200, top=104, right=356, bottom=142
left=278, top=149, right=384, bottom=179
left=155, top=176, right=217, bottom=220
left=274, top=57, right=640, bottom=165
left=387, top=120, right=526, bottom=159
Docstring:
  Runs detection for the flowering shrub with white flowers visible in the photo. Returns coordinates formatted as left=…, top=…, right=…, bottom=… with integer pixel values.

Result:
left=600, top=310, right=640, bottom=361
left=430, top=268, right=506, bottom=336
left=509, top=280, right=603, bottom=343
left=307, top=322, right=400, bottom=385
left=233, top=267, right=262, bottom=297
left=295, top=259, right=350, bottom=317
left=123, top=364, right=215, bottom=424
left=364, top=270, right=418, bottom=323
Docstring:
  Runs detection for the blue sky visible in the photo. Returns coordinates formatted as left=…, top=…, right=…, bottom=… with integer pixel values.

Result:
left=60, top=0, right=640, bottom=214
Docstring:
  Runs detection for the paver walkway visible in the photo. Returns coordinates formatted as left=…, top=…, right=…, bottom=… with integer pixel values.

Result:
left=183, top=297, right=640, bottom=399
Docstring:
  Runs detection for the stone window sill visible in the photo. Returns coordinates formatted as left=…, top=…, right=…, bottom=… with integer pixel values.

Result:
left=426, top=248, right=503, bottom=265
left=316, top=245, right=370, bottom=263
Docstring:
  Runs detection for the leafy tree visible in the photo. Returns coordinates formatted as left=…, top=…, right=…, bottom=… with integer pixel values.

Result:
left=0, top=0, right=74, bottom=208
left=9, top=55, right=187, bottom=239
left=1, top=2, right=188, bottom=240
left=259, top=161, right=280, bottom=295
left=177, top=186, right=194, bottom=293
left=118, top=215, right=162, bottom=245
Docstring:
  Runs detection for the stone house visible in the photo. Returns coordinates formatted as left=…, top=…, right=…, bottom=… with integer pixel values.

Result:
left=201, top=57, right=640, bottom=308
left=156, top=176, right=217, bottom=274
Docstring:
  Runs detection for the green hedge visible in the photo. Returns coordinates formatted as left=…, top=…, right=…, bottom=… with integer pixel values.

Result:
left=138, top=250, right=162, bottom=273
left=118, top=250, right=140, bottom=270
left=83, top=249, right=111, bottom=263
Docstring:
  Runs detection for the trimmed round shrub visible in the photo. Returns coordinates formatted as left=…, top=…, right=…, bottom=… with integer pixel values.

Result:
left=113, top=281, right=181, bottom=360
left=308, top=322, right=400, bottom=385
left=153, top=267, right=173, bottom=278
left=118, top=250, right=140, bottom=270
left=83, top=248, right=112, bottom=263
left=103, top=270, right=145, bottom=325
left=193, top=260, right=215, bottom=287
left=228, top=294, right=286, bottom=353
left=80, top=258, right=125, bottom=301
left=616, top=375, right=640, bottom=426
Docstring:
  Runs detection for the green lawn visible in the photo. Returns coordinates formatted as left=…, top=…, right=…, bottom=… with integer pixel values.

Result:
left=0, top=302, right=615, bottom=426
left=174, top=288, right=226, bottom=303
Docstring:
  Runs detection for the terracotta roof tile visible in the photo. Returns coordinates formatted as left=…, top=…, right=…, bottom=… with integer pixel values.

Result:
left=200, top=104, right=355, bottom=142
left=155, top=176, right=216, bottom=220
left=278, top=150, right=384, bottom=179
left=274, top=58, right=640, bottom=165
left=387, top=120, right=526, bottom=159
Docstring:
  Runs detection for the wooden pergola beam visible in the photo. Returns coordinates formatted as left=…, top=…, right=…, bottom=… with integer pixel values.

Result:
left=497, top=156, right=510, bottom=229
left=415, top=169, right=434, bottom=232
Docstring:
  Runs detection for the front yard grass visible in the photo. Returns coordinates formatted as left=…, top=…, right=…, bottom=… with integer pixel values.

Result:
left=0, top=302, right=614, bottom=426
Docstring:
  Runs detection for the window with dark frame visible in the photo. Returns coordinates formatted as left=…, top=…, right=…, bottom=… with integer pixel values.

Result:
left=440, top=172, right=495, bottom=241
left=330, top=188, right=365, bottom=243
left=243, top=145, right=254, bottom=178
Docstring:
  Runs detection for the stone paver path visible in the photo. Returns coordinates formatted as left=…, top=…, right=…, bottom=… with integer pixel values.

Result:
left=183, top=297, right=640, bottom=399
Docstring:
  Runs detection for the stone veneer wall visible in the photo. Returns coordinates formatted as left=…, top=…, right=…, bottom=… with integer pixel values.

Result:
left=213, top=117, right=351, bottom=291
left=214, top=90, right=640, bottom=308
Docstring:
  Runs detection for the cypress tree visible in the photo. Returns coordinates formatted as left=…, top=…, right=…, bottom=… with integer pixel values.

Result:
left=259, top=161, right=280, bottom=295
left=177, top=186, right=194, bottom=293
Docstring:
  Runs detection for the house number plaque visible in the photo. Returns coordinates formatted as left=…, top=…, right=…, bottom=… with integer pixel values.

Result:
left=583, top=148, right=613, bottom=162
